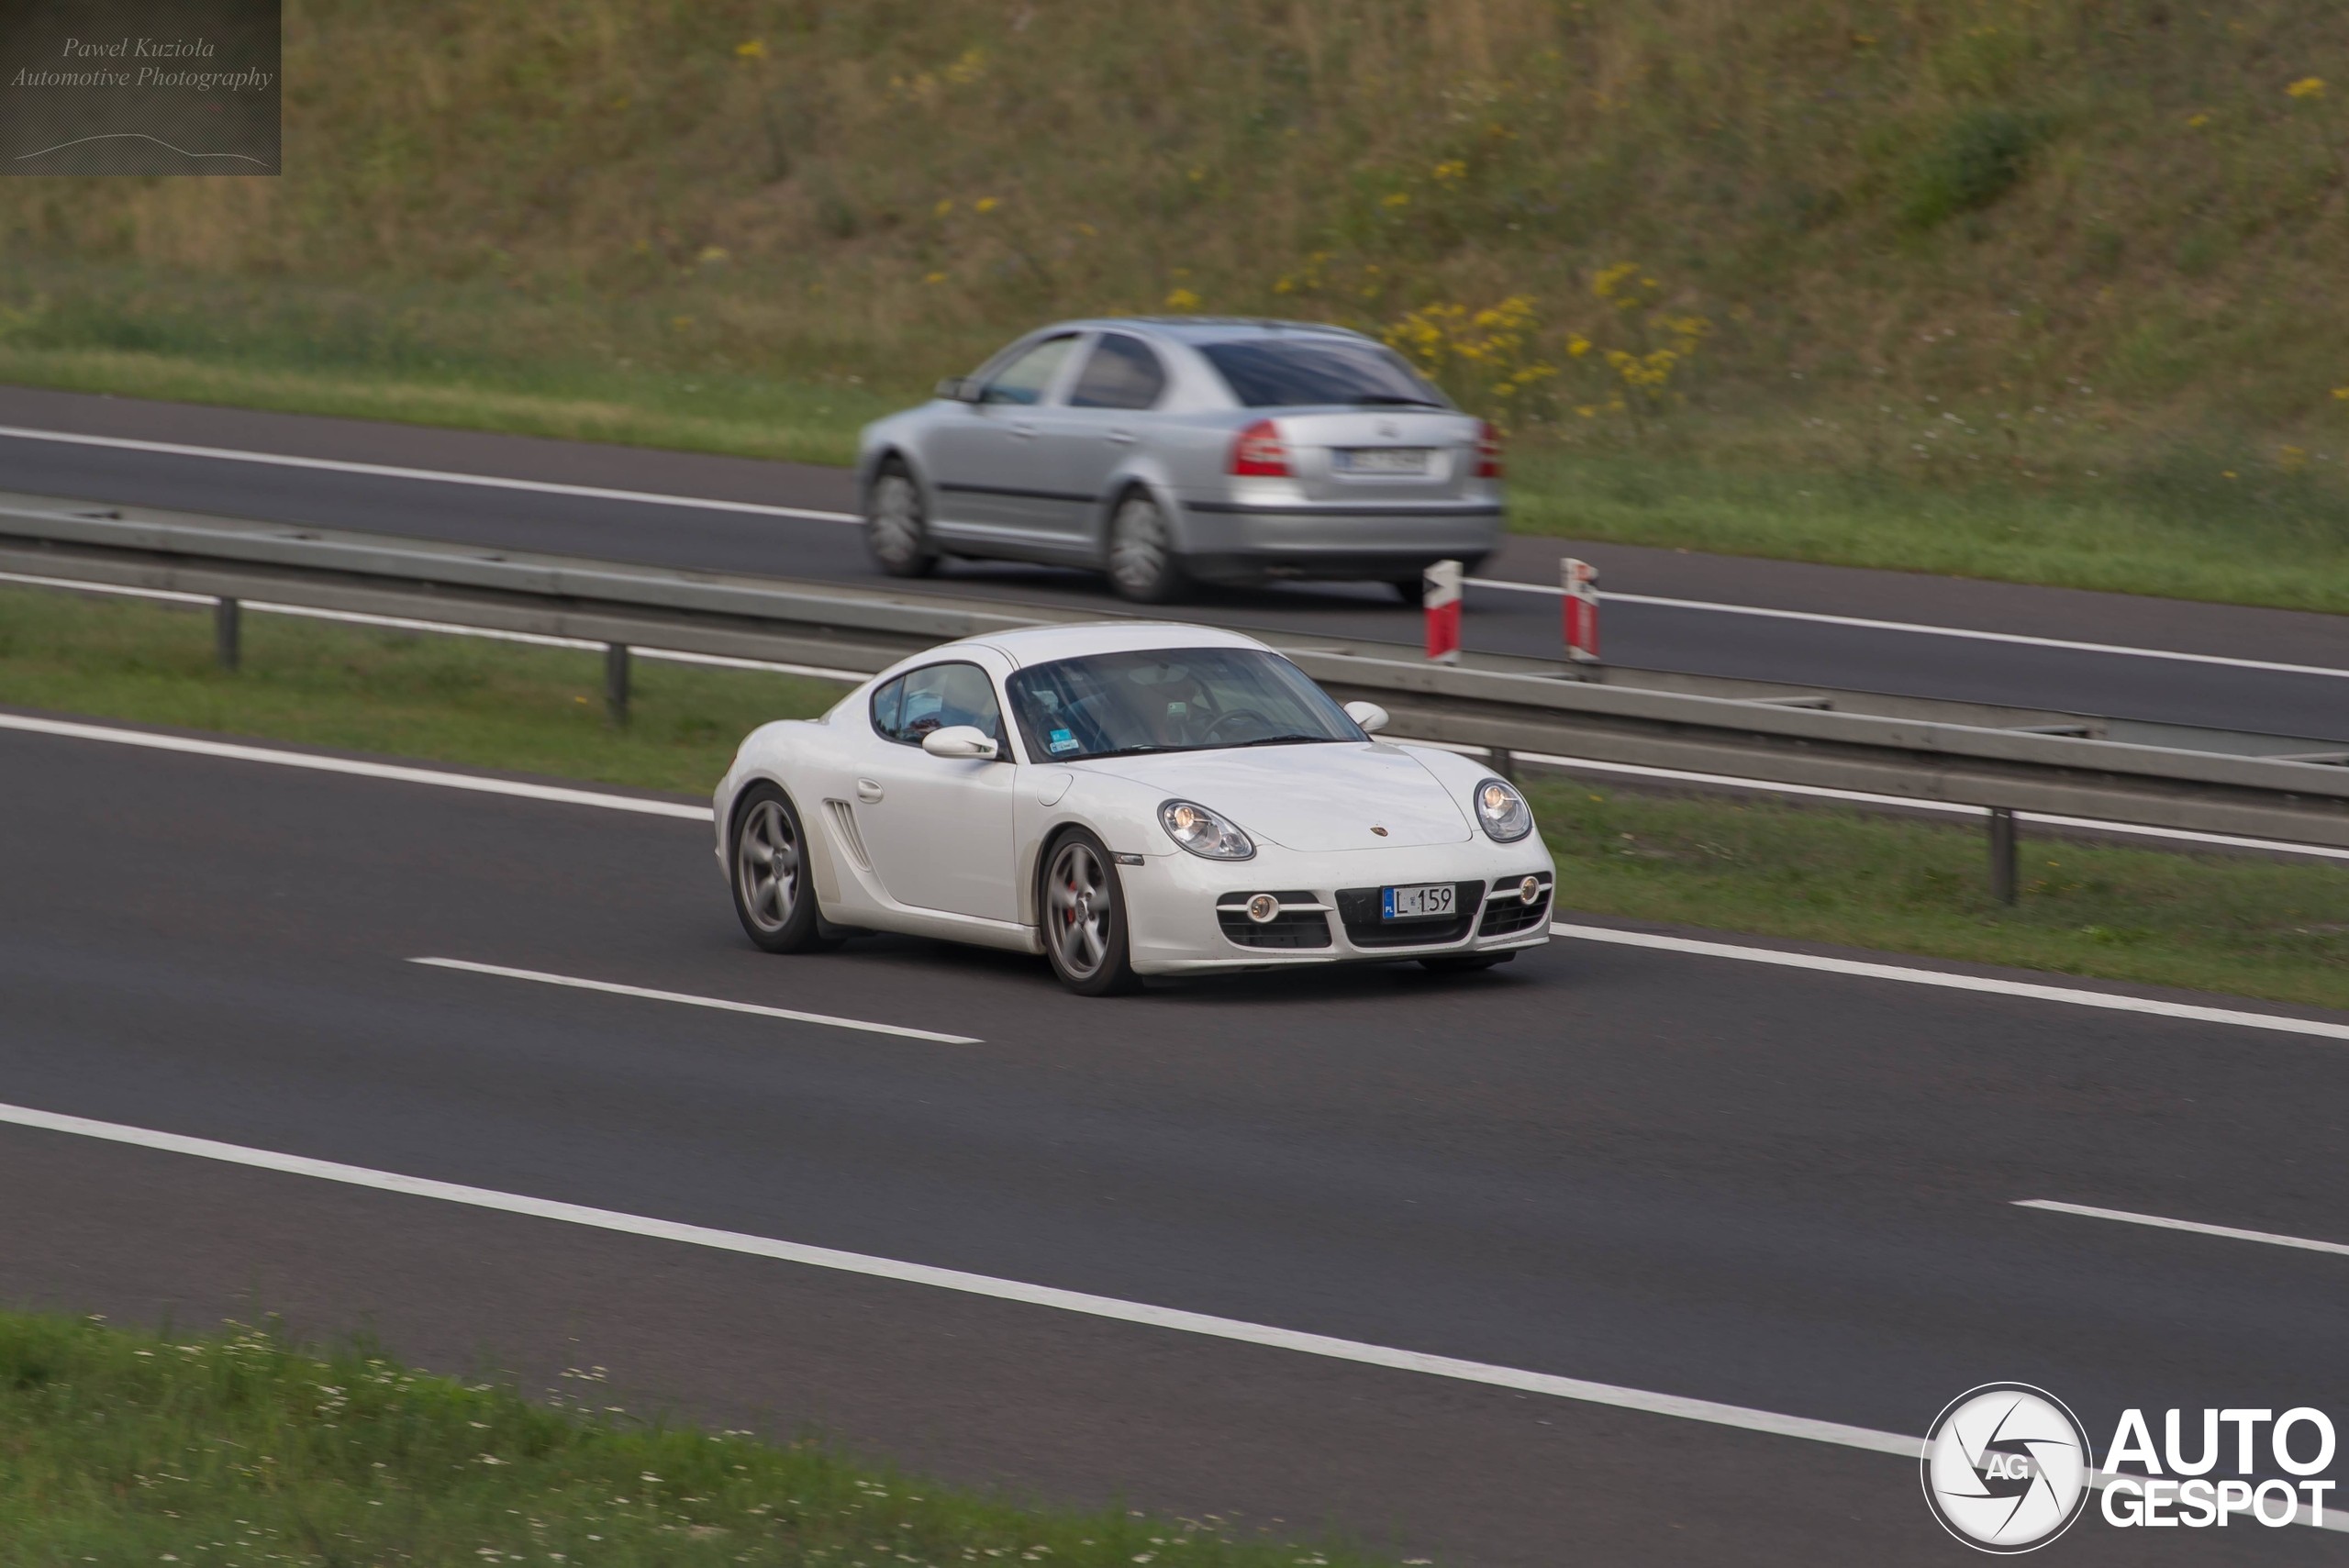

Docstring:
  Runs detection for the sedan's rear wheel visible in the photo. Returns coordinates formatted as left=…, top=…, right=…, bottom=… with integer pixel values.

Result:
left=1041, top=830, right=1140, bottom=995
left=1107, top=491, right=1191, bottom=604
left=866, top=463, right=938, bottom=578
left=730, top=785, right=838, bottom=953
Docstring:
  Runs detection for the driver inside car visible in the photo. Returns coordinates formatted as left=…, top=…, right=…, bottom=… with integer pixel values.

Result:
left=1120, top=662, right=1221, bottom=748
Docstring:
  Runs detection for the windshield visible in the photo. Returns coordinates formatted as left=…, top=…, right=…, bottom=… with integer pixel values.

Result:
left=1006, top=648, right=1363, bottom=762
left=1197, top=338, right=1448, bottom=409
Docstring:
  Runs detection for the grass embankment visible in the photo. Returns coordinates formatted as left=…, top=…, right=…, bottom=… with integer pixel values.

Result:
left=0, top=1309, right=1386, bottom=1568
left=7, top=2, right=2349, bottom=610
left=6, top=584, right=2344, bottom=1009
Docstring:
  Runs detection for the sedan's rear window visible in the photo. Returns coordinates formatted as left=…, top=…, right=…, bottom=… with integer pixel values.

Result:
left=1197, top=339, right=1447, bottom=409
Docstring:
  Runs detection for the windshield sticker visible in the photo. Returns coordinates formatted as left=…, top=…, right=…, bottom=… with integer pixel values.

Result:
left=1049, top=728, right=1080, bottom=753
left=1166, top=701, right=1187, bottom=716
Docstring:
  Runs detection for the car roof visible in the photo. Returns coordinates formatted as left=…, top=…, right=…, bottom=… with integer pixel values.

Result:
left=954, top=620, right=1273, bottom=670
left=1050, top=317, right=1376, bottom=346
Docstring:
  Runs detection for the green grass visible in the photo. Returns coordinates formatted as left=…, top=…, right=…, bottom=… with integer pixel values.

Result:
left=0, top=1309, right=1397, bottom=1568
left=4, top=584, right=2343, bottom=1009
left=1528, top=779, right=2349, bottom=1013
left=0, top=588, right=842, bottom=796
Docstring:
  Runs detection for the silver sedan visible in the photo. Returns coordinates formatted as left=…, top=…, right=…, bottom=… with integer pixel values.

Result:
left=855, top=317, right=1505, bottom=603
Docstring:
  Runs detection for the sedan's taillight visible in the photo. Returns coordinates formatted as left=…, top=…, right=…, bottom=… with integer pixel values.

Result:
left=1476, top=420, right=1504, bottom=480
left=1230, top=418, right=1289, bottom=477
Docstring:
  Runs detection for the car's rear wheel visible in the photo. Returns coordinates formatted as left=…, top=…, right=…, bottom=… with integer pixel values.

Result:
left=1106, top=491, right=1191, bottom=604
left=730, top=784, right=838, bottom=953
left=866, top=462, right=938, bottom=578
left=1041, top=830, right=1140, bottom=995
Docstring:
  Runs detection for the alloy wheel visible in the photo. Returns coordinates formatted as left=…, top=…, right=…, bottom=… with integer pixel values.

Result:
left=1046, top=840, right=1112, bottom=980
left=736, top=798, right=800, bottom=933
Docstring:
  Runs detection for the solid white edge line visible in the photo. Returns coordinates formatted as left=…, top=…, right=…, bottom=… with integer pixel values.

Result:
left=1397, top=737, right=2349, bottom=862
left=0, top=425, right=863, bottom=525
left=0, top=1095, right=1910, bottom=1460
left=1548, top=922, right=2349, bottom=1044
left=0, top=711, right=712, bottom=821
left=0, top=567, right=215, bottom=604
left=412, top=956, right=979, bottom=1046
left=1466, top=577, right=2349, bottom=681
left=2015, top=1199, right=2349, bottom=1260
left=0, top=1099, right=2336, bottom=1531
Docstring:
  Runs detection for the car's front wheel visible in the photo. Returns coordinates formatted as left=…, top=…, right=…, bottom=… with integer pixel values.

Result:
left=865, top=462, right=939, bottom=578
left=1106, top=491, right=1191, bottom=604
left=1041, top=830, right=1140, bottom=995
left=730, top=784, right=838, bottom=953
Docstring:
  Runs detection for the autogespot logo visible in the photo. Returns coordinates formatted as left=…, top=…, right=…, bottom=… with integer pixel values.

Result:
left=1922, top=1384, right=2093, bottom=1552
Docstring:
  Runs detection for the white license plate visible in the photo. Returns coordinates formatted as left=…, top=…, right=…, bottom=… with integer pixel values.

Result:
left=1336, top=447, right=1431, bottom=475
left=1382, top=882, right=1456, bottom=920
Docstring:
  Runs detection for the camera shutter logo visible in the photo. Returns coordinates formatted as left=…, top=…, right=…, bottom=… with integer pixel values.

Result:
left=1922, top=1384, right=2093, bottom=1552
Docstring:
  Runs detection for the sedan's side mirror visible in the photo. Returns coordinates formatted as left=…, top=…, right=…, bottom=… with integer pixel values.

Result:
left=936, top=376, right=982, bottom=403
left=1344, top=700, right=1390, bottom=735
left=921, top=724, right=1000, bottom=760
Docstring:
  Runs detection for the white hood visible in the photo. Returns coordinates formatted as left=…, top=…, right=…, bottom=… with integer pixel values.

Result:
left=1082, top=743, right=1471, bottom=851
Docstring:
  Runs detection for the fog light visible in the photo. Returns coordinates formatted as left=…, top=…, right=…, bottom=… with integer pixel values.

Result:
left=1245, top=893, right=1281, bottom=924
left=1519, top=875, right=1542, bottom=905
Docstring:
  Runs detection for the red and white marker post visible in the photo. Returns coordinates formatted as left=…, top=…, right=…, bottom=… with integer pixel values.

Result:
left=1422, top=558, right=1463, bottom=664
left=1561, top=556, right=1600, bottom=665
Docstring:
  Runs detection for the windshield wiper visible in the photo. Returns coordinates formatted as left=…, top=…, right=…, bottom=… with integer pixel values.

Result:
left=1223, top=734, right=1335, bottom=748
left=1078, top=744, right=1181, bottom=761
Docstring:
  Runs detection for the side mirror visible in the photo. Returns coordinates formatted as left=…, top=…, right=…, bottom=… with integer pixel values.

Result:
left=921, top=724, right=1000, bottom=760
left=1344, top=700, right=1390, bottom=735
left=936, top=376, right=982, bottom=403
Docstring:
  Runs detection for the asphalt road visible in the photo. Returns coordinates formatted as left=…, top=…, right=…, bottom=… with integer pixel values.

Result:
left=2, top=385, right=2344, bottom=740
left=6, top=717, right=2347, bottom=1563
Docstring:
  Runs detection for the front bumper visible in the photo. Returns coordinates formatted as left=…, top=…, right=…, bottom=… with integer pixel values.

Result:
left=1119, top=837, right=1553, bottom=975
left=1173, top=499, right=1505, bottom=584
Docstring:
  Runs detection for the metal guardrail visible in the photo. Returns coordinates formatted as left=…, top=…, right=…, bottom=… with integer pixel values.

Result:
left=3, top=493, right=2347, bottom=871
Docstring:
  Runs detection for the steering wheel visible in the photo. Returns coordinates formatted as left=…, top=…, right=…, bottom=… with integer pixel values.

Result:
left=1203, top=707, right=1275, bottom=743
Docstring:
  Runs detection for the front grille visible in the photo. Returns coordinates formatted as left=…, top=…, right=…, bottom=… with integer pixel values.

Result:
left=1216, top=890, right=1331, bottom=950
left=1480, top=886, right=1553, bottom=936
left=1334, top=882, right=1483, bottom=948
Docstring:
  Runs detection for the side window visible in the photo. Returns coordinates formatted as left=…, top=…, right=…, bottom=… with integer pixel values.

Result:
left=979, top=335, right=1079, bottom=406
left=874, top=662, right=1004, bottom=747
left=1067, top=333, right=1167, bottom=411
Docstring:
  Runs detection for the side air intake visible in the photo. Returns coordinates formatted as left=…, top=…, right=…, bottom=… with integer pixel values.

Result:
left=822, top=799, right=873, bottom=871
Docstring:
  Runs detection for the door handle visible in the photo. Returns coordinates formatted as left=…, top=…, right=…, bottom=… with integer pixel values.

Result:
left=855, top=778, right=884, bottom=804
left=1009, top=423, right=1039, bottom=439
left=1106, top=428, right=1137, bottom=445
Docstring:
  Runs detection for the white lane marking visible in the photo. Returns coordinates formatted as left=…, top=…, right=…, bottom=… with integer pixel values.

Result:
left=413, top=956, right=978, bottom=1046
left=0, top=1096, right=1912, bottom=1461
left=0, top=712, right=712, bottom=821
left=1550, top=922, right=2349, bottom=1044
left=1, top=567, right=871, bottom=681
left=0, top=425, right=863, bottom=525
left=2017, top=1199, right=2349, bottom=1260
left=1468, top=577, right=2349, bottom=681
left=1404, top=736, right=2349, bottom=862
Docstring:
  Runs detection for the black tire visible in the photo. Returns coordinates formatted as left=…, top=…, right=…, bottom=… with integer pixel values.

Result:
left=729, top=784, right=840, bottom=953
left=1418, top=952, right=1513, bottom=973
left=1105, top=490, right=1192, bottom=604
left=1039, top=828, right=1141, bottom=995
left=865, top=460, right=939, bottom=578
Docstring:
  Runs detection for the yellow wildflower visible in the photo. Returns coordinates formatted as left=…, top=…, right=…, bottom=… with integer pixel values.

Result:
left=2186, top=113, right=2211, bottom=128
left=1165, top=287, right=1201, bottom=310
left=733, top=39, right=766, bottom=59
left=2288, top=77, right=2326, bottom=99
left=1381, top=192, right=1410, bottom=209
left=974, top=197, right=1000, bottom=214
left=924, top=272, right=946, bottom=284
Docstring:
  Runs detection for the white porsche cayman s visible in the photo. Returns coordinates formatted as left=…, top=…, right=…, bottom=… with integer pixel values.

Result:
left=713, top=622, right=1554, bottom=994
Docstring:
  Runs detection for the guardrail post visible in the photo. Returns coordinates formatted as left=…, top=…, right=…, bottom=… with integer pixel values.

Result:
left=604, top=641, right=630, bottom=727
left=1987, top=806, right=2018, bottom=905
left=214, top=596, right=240, bottom=673
left=1489, top=745, right=1516, bottom=782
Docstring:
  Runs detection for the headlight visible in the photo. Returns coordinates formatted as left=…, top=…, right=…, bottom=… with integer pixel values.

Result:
left=1473, top=777, right=1532, bottom=842
left=1159, top=799, right=1255, bottom=860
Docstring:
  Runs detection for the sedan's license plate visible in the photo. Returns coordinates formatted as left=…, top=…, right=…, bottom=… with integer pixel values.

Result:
left=1382, top=882, right=1455, bottom=920
left=1337, top=447, right=1431, bottom=475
